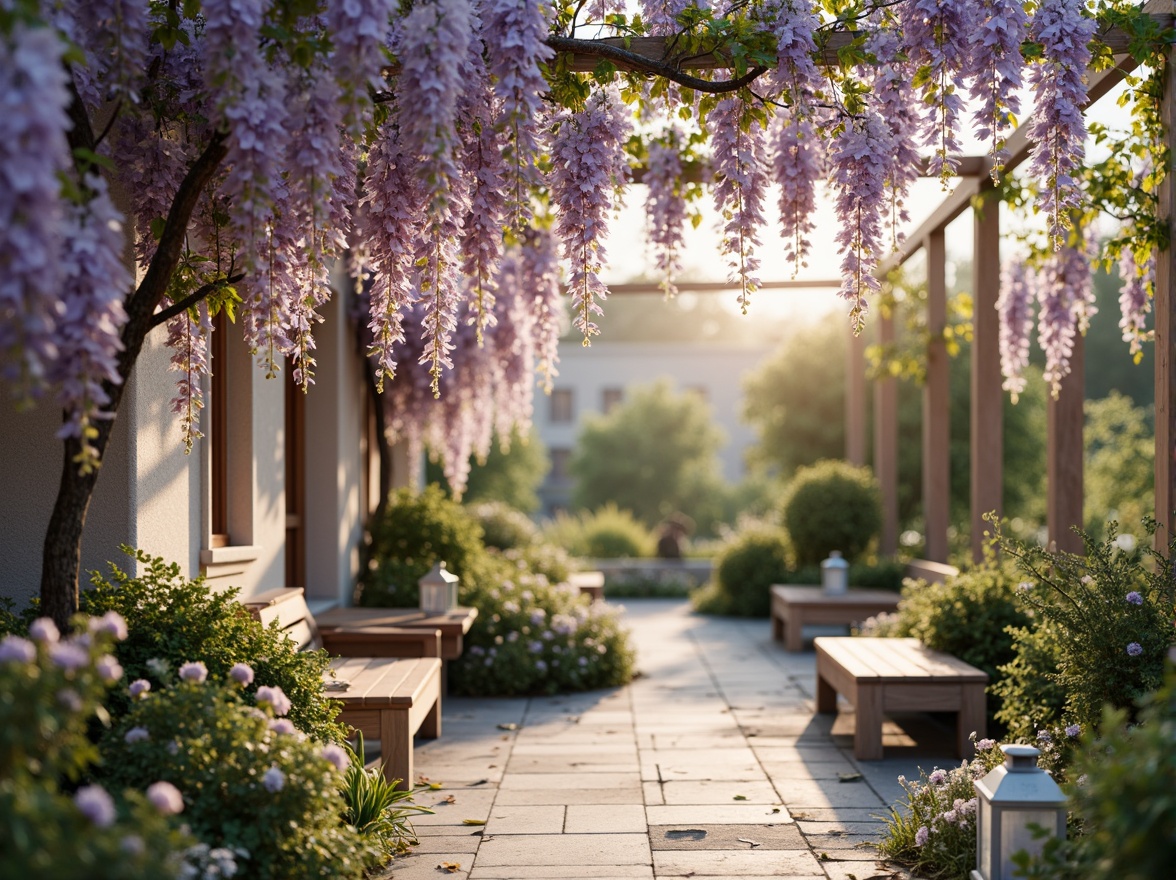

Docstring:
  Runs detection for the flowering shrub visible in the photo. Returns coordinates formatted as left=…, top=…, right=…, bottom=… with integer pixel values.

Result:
left=991, top=519, right=1176, bottom=741
left=0, top=617, right=191, bottom=879
left=451, top=563, right=636, bottom=697
left=469, top=500, right=539, bottom=551
left=878, top=737, right=1008, bottom=880
left=101, top=672, right=378, bottom=879
left=540, top=504, right=658, bottom=559
left=79, top=548, right=344, bottom=743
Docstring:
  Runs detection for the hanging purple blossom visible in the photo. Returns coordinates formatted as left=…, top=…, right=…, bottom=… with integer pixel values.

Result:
left=521, top=227, right=563, bottom=393
left=1118, top=240, right=1153, bottom=361
left=997, top=261, right=1036, bottom=401
left=644, top=130, right=688, bottom=297
left=640, top=0, right=694, bottom=33
left=488, top=257, right=536, bottom=445
left=165, top=304, right=212, bottom=452
left=485, top=0, right=552, bottom=231
left=900, top=0, right=978, bottom=185
left=1027, top=0, right=1096, bottom=249
left=829, top=112, right=890, bottom=332
left=0, top=21, right=72, bottom=399
left=115, top=113, right=193, bottom=270
left=550, top=87, right=632, bottom=343
left=710, top=96, right=767, bottom=314
left=1038, top=231, right=1091, bottom=396
left=967, top=0, right=1029, bottom=179
left=327, top=0, right=396, bottom=136
left=772, top=107, right=820, bottom=273
left=59, top=0, right=149, bottom=107
left=586, top=0, right=627, bottom=20
left=767, top=0, right=822, bottom=112
left=866, top=21, right=920, bottom=248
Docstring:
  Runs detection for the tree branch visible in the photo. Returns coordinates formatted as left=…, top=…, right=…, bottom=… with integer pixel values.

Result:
left=150, top=272, right=245, bottom=328
left=544, top=35, right=767, bottom=93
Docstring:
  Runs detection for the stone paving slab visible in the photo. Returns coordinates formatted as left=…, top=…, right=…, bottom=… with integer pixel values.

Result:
left=648, top=823, right=804, bottom=850
left=484, top=804, right=566, bottom=835
left=655, top=779, right=784, bottom=805
left=647, top=804, right=792, bottom=825
left=652, top=849, right=825, bottom=876
left=565, top=803, right=649, bottom=833
left=474, top=833, right=652, bottom=866
left=469, top=868, right=654, bottom=879
left=493, top=787, right=646, bottom=806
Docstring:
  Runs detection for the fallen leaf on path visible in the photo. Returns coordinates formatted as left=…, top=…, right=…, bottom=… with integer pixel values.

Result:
left=736, top=837, right=761, bottom=848
left=470, top=778, right=488, bottom=786
left=441, top=795, right=456, bottom=804
left=770, top=807, right=781, bottom=814
left=838, top=772, right=864, bottom=783
left=438, top=862, right=461, bottom=873
left=461, top=819, right=486, bottom=826
left=496, top=723, right=518, bottom=731
left=732, top=794, right=747, bottom=801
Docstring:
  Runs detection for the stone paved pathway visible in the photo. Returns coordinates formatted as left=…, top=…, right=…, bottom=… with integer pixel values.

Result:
left=386, top=599, right=950, bottom=879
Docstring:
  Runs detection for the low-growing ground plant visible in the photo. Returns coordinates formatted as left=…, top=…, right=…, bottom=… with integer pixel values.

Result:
left=79, top=548, right=344, bottom=743
left=340, top=734, right=432, bottom=858
left=696, top=525, right=792, bottom=617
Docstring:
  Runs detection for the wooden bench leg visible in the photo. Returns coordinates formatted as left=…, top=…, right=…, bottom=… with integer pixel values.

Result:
left=420, top=692, right=441, bottom=739
left=785, top=614, right=804, bottom=653
left=853, top=684, right=884, bottom=761
left=381, top=709, right=413, bottom=792
left=772, top=611, right=784, bottom=643
left=957, top=682, right=986, bottom=757
left=816, top=669, right=838, bottom=714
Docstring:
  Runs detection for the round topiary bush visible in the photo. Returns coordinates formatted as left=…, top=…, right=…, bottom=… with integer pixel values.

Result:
left=782, top=460, right=881, bottom=566
left=468, top=501, right=538, bottom=551
left=541, top=504, right=656, bottom=559
left=710, top=525, right=793, bottom=617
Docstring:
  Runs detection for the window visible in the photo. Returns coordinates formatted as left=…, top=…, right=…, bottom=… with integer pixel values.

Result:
left=602, top=387, right=624, bottom=414
left=209, top=311, right=229, bottom=548
left=550, top=448, right=572, bottom=482
left=550, top=388, right=574, bottom=423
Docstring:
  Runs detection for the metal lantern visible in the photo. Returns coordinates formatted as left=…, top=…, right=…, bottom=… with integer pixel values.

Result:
left=419, top=562, right=459, bottom=614
left=821, top=550, right=849, bottom=595
left=971, top=744, right=1067, bottom=880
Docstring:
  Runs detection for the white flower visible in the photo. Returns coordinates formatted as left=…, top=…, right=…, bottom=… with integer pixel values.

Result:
left=129, top=678, right=151, bottom=698
left=146, top=780, right=185, bottom=815
left=255, top=685, right=292, bottom=716
left=178, top=661, right=208, bottom=683
left=29, top=618, right=60, bottom=644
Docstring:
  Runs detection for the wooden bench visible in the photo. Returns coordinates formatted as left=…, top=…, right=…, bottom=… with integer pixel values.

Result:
left=814, top=637, right=987, bottom=761
left=244, top=588, right=443, bottom=790
left=771, top=585, right=900, bottom=652
left=567, top=571, right=605, bottom=602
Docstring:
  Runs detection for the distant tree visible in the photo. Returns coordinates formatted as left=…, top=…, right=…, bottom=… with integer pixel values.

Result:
left=1084, top=392, right=1154, bottom=540
left=424, top=426, right=549, bottom=513
left=568, top=291, right=793, bottom=347
left=570, top=381, right=727, bottom=532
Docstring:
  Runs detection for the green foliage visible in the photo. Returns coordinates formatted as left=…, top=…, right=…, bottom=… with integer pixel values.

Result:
left=469, top=500, right=538, bottom=551
left=102, top=679, right=377, bottom=879
left=993, top=520, right=1176, bottom=740
left=499, top=542, right=574, bottom=587
left=991, top=622, right=1070, bottom=744
left=570, top=381, right=729, bottom=533
left=340, top=735, right=431, bottom=858
left=872, top=559, right=1031, bottom=716
left=0, top=597, right=18, bottom=637
left=782, top=460, right=881, bottom=566
left=0, top=621, right=191, bottom=879
left=1015, top=664, right=1176, bottom=880
left=451, top=560, right=636, bottom=697
left=358, top=485, right=493, bottom=607
left=878, top=738, right=1008, bottom=880
left=1084, top=392, right=1153, bottom=543
left=80, top=548, right=344, bottom=743
left=540, top=504, right=657, bottom=559
left=706, top=525, right=792, bottom=617
left=426, top=427, right=549, bottom=513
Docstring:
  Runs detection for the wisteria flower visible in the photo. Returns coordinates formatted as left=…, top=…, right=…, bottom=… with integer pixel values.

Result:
left=262, top=766, right=286, bottom=792
left=1126, top=591, right=1143, bottom=606
left=125, top=726, right=150, bottom=744
left=75, top=785, right=116, bottom=827
left=230, top=663, right=255, bottom=686
left=1127, top=642, right=1143, bottom=656
left=255, top=685, right=292, bottom=716
left=0, top=635, right=35, bottom=664
left=178, top=661, right=208, bottom=683
left=146, top=781, right=185, bottom=815
left=321, top=743, right=349, bottom=772
left=129, top=678, right=151, bottom=698
left=96, top=654, right=123, bottom=683
left=29, top=618, right=60, bottom=644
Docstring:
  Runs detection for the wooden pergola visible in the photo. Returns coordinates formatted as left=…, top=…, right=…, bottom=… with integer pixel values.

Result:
left=569, top=4, right=1175, bottom=562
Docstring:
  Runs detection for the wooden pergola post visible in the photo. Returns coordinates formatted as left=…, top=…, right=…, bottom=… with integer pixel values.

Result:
left=875, top=311, right=899, bottom=556
left=847, top=328, right=867, bottom=465
left=1156, top=37, right=1176, bottom=549
left=971, top=194, right=1003, bottom=560
left=924, top=231, right=951, bottom=562
left=1047, top=333, right=1085, bottom=554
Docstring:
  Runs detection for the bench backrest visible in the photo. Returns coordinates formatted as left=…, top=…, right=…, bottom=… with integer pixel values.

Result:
left=249, top=588, right=323, bottom=652
left=903, top=559, right=960, bottom=586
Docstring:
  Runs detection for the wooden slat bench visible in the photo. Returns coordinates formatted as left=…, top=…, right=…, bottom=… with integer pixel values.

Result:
left=814, top=637, right=987, bottom=761
left=771, top=585, right=900, bottom=652
left=243, top=588, right=443, bottom=789
left=567, top=571, right=605, bottom=602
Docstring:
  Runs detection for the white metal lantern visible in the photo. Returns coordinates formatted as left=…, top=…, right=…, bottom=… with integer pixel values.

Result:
left=821, top=550, right=849, bottom=595
left=971, top=744, right=1067, bottom=880
left=419, top=562, right=459, bottom=613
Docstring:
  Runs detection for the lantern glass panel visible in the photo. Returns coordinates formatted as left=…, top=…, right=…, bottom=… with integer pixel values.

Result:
left=977, top=797, right=993, bottom=880
left=998, top=809, right=1057, bottom=878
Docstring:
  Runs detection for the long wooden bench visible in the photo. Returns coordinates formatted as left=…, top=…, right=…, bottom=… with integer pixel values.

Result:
left=814, top=637, right=987, bottom=761
left=245, top=589, right=443, bottom=790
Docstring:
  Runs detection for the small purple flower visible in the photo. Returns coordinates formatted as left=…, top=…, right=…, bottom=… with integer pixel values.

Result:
left=941, top=809, right=958, bottom=824
left=74, top=785, right=116, bottom=827
left=529, top=609, right=546, bottom=626
left=125, top=726, right=150, bottom=744
left=1065, top=724, right=1081, bottom=738
left=1037, top=730, right=1053, bottom=743
left=321, top=743, right=349, bottom=771
left=915, top=825, right=930, bottom=847
left=120, top=835, right=145, bottom=856
left=975, top=738, right=996, bottom=751
left=146, top=781, right=184, bottom=815
left=178, top=661, right=208, bottom=683
left=1126, top=591, right=1143, bottom=606
left=268, top=719, right=296, bottom=735
left=527, top=640, right=543, bottom=654
left=928, top=769, right=946, bottom=786
left=0, top=635, right=35, bottom=664
left=262, top=766, right=285, bottom=792
left=1127, top=642, right=1143, bottom=656
left=256, top=685, right=292, bottom=716
left=534, top=659, right=548, bottom=674
left=229, top=662, right=254, bottom=686
left=29, top=618, right=60, bottom=644
left=96, top=654, right=123, bottom=683
left=50, top=642, right=89, bottom=671
left=89, top=611, right=128, bottom=641
left=57, top=688, right=83, bottom=712
left=129, top=679, right=151, bottom=698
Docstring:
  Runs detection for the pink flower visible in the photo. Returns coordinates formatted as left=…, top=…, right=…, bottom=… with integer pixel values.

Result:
left=146, top=781, right=184, bottom=815
left=255, top=685, right=292, bottom=716
left=178, top=661, right=208, bottom=683
left=229, top=663, right=254, bottom=686
left=75, top=785, right=116, bottom=827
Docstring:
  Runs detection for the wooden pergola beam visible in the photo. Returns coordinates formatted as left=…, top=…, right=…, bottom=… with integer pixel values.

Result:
left=847, top=329, right=867, bottom=465
left=1156, top=28, right=1176, bottom=549
left=599, top=279, right=840, bottom=295
left=971, top=185, right=1003, bottom=561
left=875, top=311, right=899, bottom=556
left=924, top=230, right=951, bottom=563
left=1048, top=334, right=1086, bottom=554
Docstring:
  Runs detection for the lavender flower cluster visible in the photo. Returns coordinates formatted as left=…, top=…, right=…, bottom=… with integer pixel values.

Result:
left=710, top=95, right=767, bottom=315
